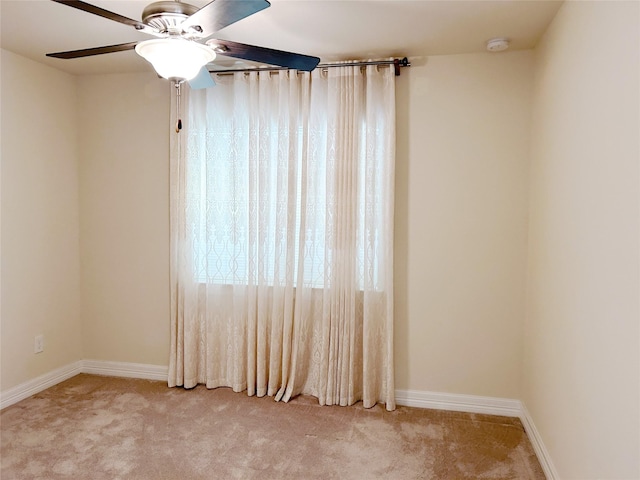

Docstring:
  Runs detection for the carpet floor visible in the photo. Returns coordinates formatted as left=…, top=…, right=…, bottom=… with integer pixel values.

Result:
left=1, top=374, right=545, bottom=479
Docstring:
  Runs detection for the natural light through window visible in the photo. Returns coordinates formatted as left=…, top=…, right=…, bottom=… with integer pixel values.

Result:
left=188, top=123, right=378, bottom=288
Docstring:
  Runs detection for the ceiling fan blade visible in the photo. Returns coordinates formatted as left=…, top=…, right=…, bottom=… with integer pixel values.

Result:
left=46, top=42, right=138, bottom=59
left=51, top=0, right=148, bottom=30
left=209, top=40, right=320, bottom=71
left=189, top=67, right=217, bottom=89
left=181, top=0, right=270, bottom=37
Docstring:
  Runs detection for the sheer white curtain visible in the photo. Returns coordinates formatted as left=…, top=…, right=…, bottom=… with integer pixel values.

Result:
left=169, top=63, right=396, bottom=410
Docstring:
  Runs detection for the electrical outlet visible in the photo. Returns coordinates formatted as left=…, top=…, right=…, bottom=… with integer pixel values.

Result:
left=34, top=335, right=44, bottom=354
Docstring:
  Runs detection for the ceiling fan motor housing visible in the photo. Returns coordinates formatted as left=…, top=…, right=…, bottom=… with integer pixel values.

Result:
left=142, top=1, right=200, bottom=35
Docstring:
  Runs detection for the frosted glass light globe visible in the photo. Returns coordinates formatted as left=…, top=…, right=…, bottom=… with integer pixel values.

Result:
left=136, top=38, right=216, bottom=81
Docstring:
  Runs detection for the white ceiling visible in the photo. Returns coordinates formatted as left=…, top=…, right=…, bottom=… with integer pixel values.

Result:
left=0, top=0, right=562, bottom=76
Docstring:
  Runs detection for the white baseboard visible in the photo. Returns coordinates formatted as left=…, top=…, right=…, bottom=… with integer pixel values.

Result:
left=82, top=359, right=168, bottom=381
left=520, top=403, right=559, bottom=480
left=1, top=361, right=556, bottom=480
left=395, top=388, right=523, bottom=418
left=0, top=360, right=83, bottom=410
left=1, top=360, right=167, bottom=410
left=395, top=389, right=557, bottom=479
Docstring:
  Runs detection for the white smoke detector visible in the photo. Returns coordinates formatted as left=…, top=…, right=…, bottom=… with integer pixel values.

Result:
left=486, top=38, right=510, bottom=52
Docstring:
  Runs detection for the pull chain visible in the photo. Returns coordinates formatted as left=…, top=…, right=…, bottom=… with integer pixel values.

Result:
left=175, top=81, right=183, bottom=133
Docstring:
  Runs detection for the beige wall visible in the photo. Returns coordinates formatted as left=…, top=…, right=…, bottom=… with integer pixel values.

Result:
left=77, top=73, right=170, bottom=365
left=395, top=51, right=533, bottom=398
left=1, top=50, right=534, bottom=398
left=78, top=52, right=535, bottom=398
left=72, top=52, right=534, bottom=397
left=0, top=50, right=83, bottom=391
left=524, top=1, right=640, bottom=478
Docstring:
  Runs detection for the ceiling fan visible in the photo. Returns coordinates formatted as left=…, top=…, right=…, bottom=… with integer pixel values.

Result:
left=46, top=0, right=321, bottom=88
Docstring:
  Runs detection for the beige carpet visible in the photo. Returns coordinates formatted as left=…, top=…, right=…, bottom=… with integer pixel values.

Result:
left=1, top=374, right=545, bottom=479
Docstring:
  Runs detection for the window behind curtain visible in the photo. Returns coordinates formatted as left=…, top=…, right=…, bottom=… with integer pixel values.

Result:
left=185, top=71, right=378, bottom=290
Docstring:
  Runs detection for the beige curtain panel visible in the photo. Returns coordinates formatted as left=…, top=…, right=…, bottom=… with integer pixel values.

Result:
left=169, top=63, right=396, bottom=410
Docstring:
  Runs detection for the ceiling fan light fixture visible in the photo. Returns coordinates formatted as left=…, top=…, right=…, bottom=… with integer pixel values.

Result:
left=135, top=38, right=216, bottom=81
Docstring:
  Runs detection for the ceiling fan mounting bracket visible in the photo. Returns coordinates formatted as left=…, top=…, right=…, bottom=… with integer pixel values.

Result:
left=141, top=1, right=201, bottom=36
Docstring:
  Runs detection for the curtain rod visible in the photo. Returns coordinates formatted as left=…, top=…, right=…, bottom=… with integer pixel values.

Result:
left=209, top=57, right=411, bottom=77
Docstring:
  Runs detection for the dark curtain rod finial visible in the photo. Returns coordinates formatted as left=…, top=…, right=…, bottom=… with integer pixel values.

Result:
left=394, top=57, right=410, bottom=76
